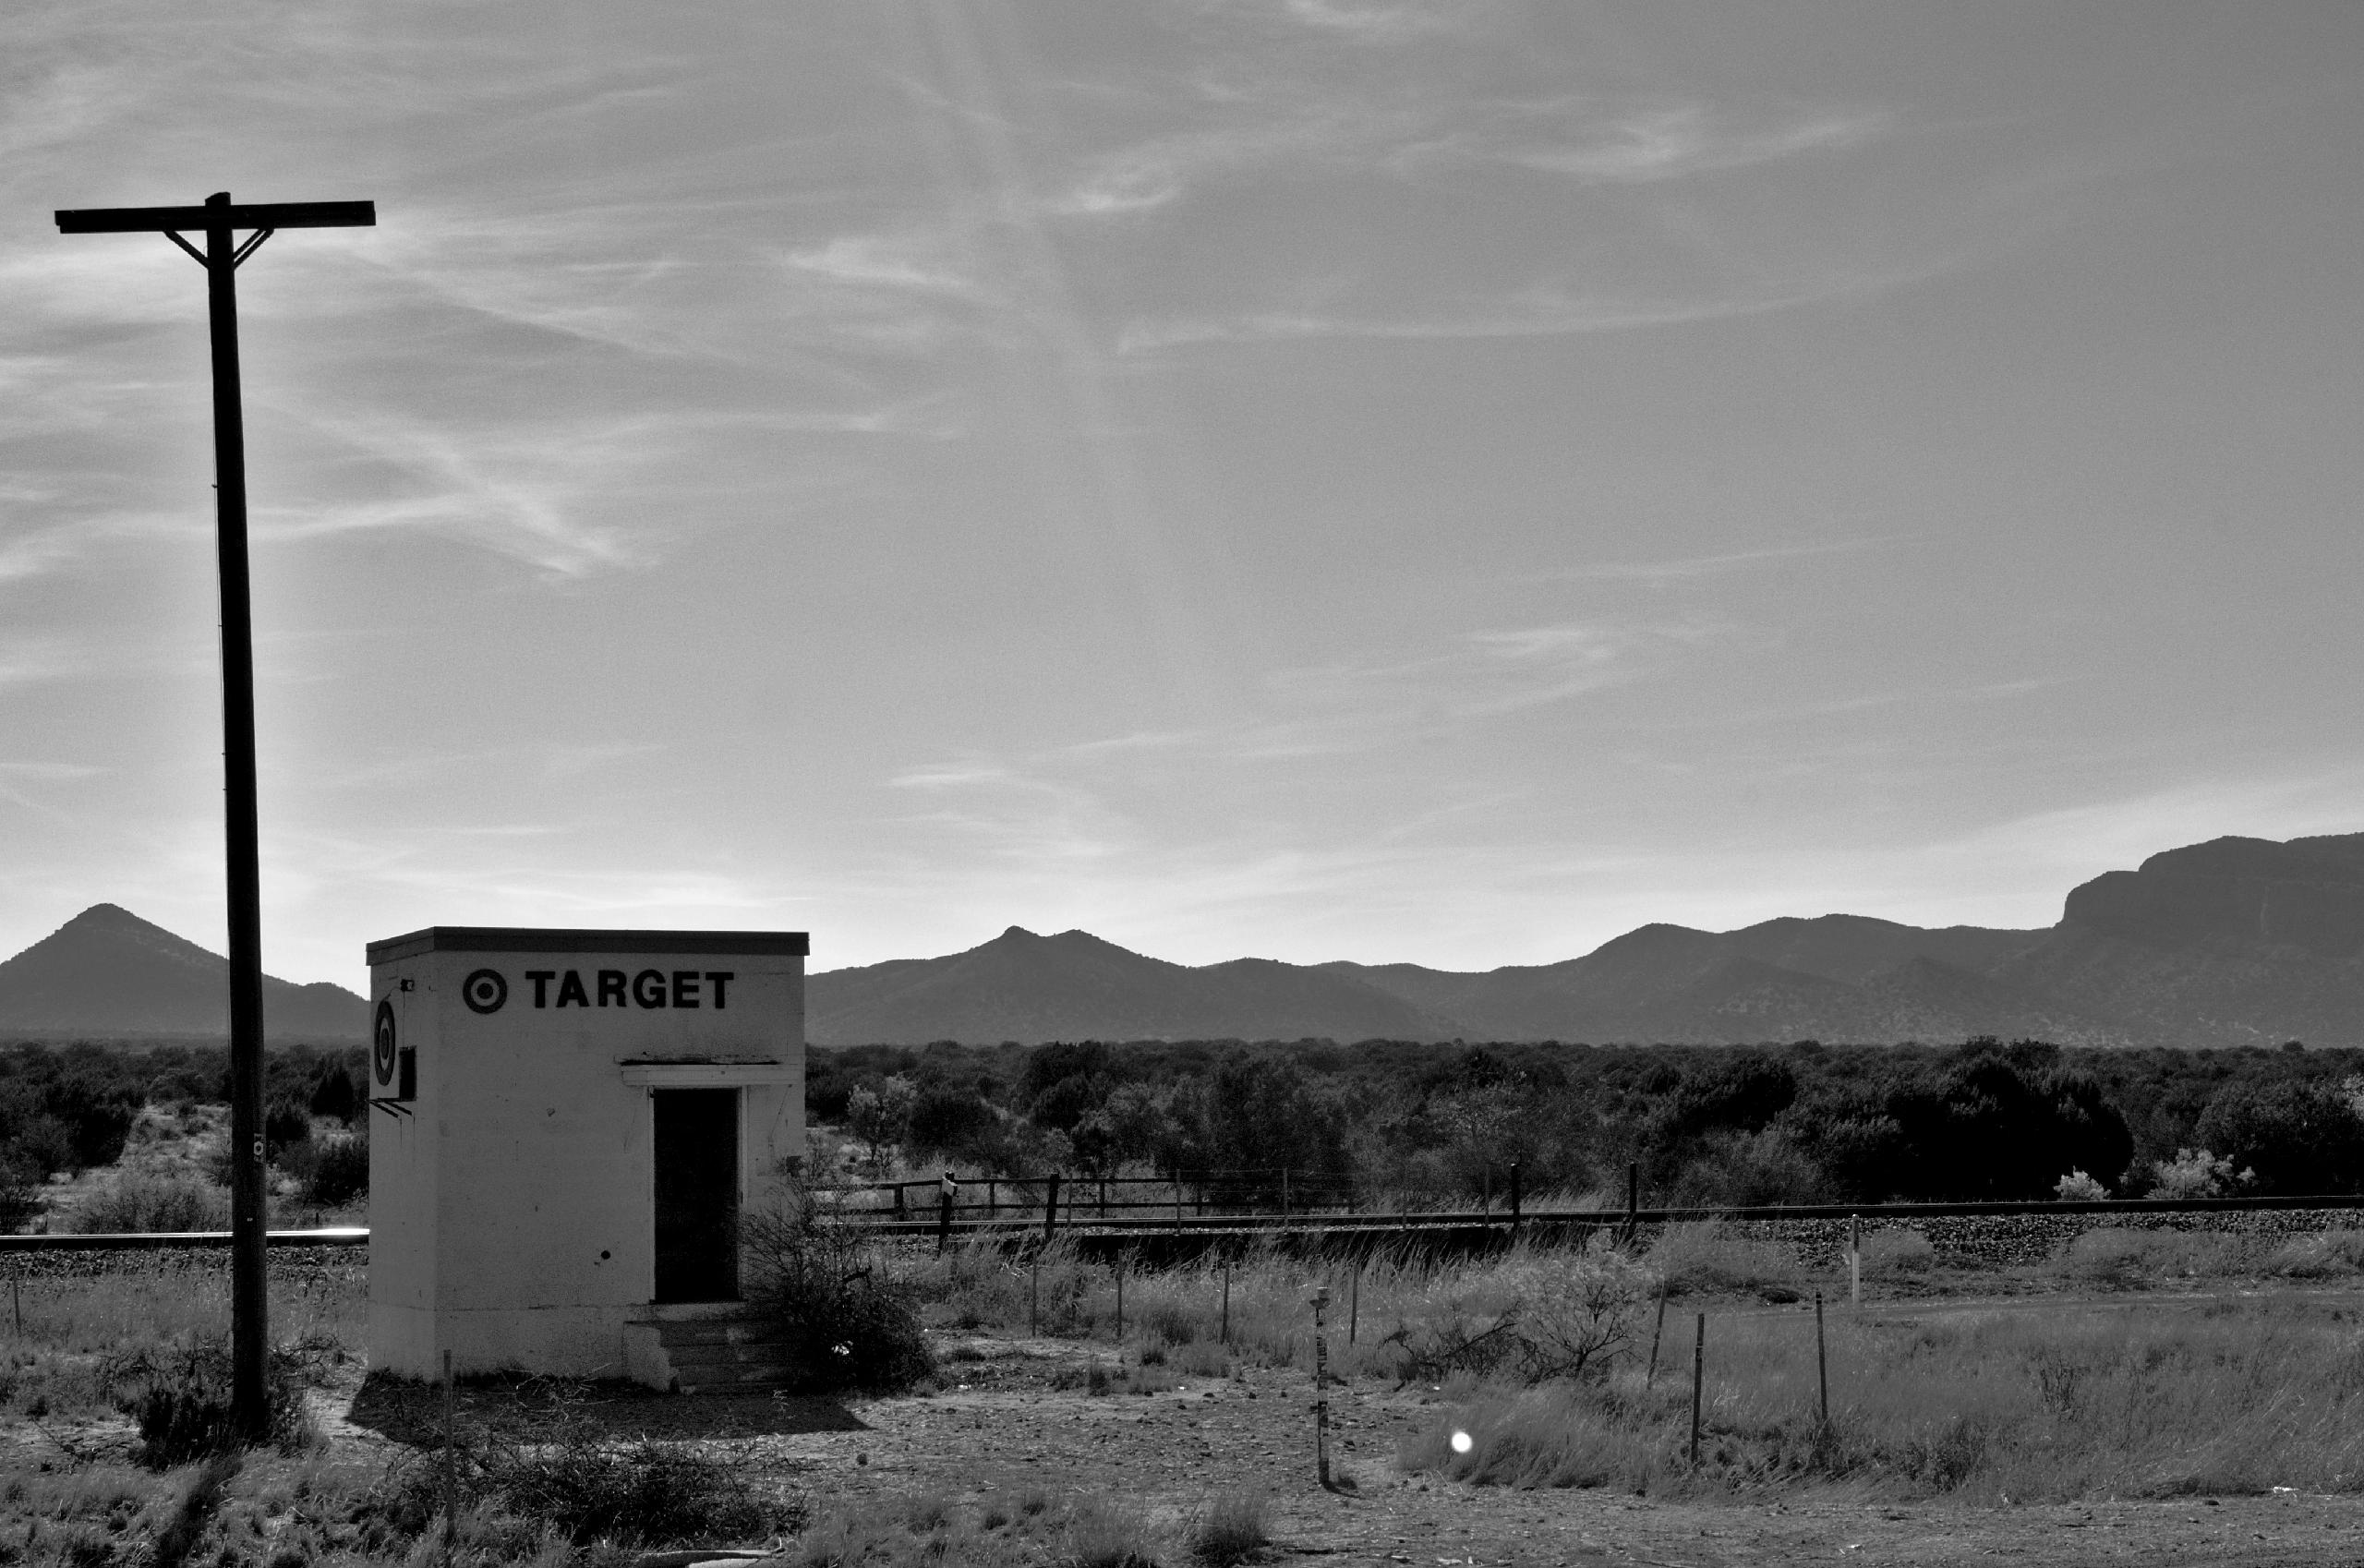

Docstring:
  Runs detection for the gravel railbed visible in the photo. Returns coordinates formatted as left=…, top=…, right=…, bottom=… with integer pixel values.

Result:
left=1634, top=1206, right=2364, bottom=1270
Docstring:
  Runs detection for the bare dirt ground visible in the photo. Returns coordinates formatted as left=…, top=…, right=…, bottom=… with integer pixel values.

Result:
left=300, top=1328, right=2364, bottom=1568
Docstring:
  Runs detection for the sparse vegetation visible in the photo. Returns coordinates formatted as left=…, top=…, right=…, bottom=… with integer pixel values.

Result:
left=1405, top=1294, right=2364, bottom=1502
left=742, top=1172, right=935, bottom=1393
left=1187, top=1490, right=1269, bottom=1565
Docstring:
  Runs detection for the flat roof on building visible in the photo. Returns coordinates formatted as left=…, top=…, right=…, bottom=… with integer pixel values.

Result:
left=366, top=926, right=810, bottom=964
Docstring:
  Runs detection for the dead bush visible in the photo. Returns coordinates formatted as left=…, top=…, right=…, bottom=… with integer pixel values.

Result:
left=742, top=1175, right=934, bottom=1393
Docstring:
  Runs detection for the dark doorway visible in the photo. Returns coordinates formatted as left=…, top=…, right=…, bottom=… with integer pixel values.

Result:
left=653, top=1089, right=740, bottom=1302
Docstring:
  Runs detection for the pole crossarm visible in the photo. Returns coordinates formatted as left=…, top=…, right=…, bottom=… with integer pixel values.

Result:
left=55, top=199, right=375, bottom=234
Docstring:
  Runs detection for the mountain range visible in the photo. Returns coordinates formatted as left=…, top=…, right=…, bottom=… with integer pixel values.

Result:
left=804, top=832, right=2364, bottom=1048
left=8, top=830, right=2364, bottom=1046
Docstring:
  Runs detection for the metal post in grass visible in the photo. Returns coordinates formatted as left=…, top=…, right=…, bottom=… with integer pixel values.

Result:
left=1688, top=1313, right=1706, bottom=1466
left=1116, top=1260, right=1124, bottom=1342
left=1348, top=1261, right=1359, bottom=1345
left=1508, top=1162, right=1522, bottom=1235
left=1044, top=1174, right=1060, bottom=1240
left=1222, top=1260, right=1231, bottom=1345
left=1030, top=1256, right=1039, bottom=1337
left=937, top=1187, right=952, bottom=1255
left=1815, top=1291, right=1829, bottom=1428
left=1310, top=1284, right=1333, bottom=1489
left=1644, top=1282, right=1669, bottom=1390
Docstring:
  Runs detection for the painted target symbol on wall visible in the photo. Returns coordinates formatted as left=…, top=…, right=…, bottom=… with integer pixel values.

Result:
left=462, top=968, right=509, bottom=1015
left=373, top=1000, right=398, bottom=1087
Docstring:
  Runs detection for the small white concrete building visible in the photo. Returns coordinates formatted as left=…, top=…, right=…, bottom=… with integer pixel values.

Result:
left=365, top=925, right=806, bottom=1385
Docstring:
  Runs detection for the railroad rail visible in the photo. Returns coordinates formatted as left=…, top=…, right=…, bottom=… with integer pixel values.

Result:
left=8, top=1194, right=2364, bottom=1254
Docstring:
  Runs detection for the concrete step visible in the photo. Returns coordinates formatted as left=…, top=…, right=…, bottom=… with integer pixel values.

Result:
left=649, top=1312, right=798, bottom=1392
left=655, top=1320, right=790, bottom=1349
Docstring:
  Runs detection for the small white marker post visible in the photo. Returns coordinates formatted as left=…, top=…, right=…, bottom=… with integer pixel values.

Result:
left=1310, top=1284, right=1333, bottom=1489
left=1849, top=1214, right=1862, bottom=1309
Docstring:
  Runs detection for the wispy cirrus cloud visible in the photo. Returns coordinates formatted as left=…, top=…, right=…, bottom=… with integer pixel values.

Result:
left=1115, top=281, right=1860, bottom=351
left=1497, top=103, right=1887, bottom=185
left=1049, top=90, right=1885, bottom=221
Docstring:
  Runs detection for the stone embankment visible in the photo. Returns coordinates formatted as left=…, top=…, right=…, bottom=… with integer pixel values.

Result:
left=1644, top=1205, right=2364, bottom=1271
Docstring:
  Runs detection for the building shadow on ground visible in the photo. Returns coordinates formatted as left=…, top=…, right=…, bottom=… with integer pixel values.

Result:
left=347, top=1369, right=869, bottom=1443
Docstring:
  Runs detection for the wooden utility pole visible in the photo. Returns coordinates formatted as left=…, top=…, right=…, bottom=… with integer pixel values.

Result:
left=54, top=192, right=375, bottom=1440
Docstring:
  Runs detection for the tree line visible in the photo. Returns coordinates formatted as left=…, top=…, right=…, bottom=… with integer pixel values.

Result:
left=812, top=1035, right=2364, bottom=1205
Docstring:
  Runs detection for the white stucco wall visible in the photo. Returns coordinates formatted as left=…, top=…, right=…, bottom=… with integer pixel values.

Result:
left=366, top=928, right=805, bottom=1381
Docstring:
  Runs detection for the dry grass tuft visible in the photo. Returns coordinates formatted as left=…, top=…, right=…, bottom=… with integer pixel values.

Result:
left=1187, top=1489, right=1269, bottom=1565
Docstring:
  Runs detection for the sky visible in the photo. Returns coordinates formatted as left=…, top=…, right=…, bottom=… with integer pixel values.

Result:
left=4, top=2, right=2362, bottom=991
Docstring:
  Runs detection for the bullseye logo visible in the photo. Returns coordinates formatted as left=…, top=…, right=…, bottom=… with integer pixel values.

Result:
left=373, top=1000, right=398, bottom=1087
left=461, top=968, right=509, bottom=1014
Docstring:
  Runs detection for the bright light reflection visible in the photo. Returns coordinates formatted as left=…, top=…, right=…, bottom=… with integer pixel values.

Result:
left=1450, top=1429, right=1473, bottom=1454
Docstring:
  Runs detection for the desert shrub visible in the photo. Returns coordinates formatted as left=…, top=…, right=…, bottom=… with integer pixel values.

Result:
left=1383, top=1245, right=1656, bottom=1386
left=1784, top=1049, right=2132, bottom=1203
left=75, top=1175, right=228, bottom=1234
left=1187, top=1490, right=1269, bottom=1566
left=2054, top=1169, right=2108, bottom=1200
left=2194, top=1080, right=2364, bottom=1195
left=904, top=1083, right=1004, bottom=1164
left=742, top=1178, right=933, bottom=1393
left=1858, top=1228, right=1936, bottom=1278
left=483, top=1436, right=780, bottom=1547
left=2264, top=1230, right=2364, bottom=1278
left=368, top=1419, right=787, bottom=1550
left=1647, top=1221, right=1800, bottom=1297
left=1503, top=1249, right=1656, bottom=1380
left=263, top=1097, right=312, bottom=1155
left=286, top=1132, right=368, bottom=1206
left=2150, top=1147, right=2248, bottom=1198
left=1062, top=1495, right=1159, bottom=1568
left=1665, top=1128, right=1828, bottom=1208
left=107, top=1338, right=310, bottom=1466
left=0, top=1145, right=42, bottom=1232
left=308, top=1063, right=359, bottom=1123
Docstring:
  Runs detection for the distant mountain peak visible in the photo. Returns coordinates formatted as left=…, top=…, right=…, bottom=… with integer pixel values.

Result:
left=0, top=904, right=366, bottom=1040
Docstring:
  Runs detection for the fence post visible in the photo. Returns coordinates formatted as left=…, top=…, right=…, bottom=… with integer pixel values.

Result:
left=1508, top=1162, right=1522, bottom=1234
left=1688, top=1313, right=1706, bottom=1466
left=1644, top=1282, right=1668, bottom=1390
left=1815, top=1291, right=1829, bottom=1428
left=1030, top=1256, right=1039, bottom=1337
left=894, top=1182, right=906, bottom=1222
left=937, top=1188, right=953, bottom=1255
left=1044, top=1174, right=1061, bottom=1241
left=1626, top=1162, right=1639, bottom=1245
left=988, top=1179, right=996, bottom=1217
left=1115, top=1261, right=1124, bottom=1342
left=1348, top=1261, right=1359, bottom=1345
left=1310, top=1285, right=1332, bottom=1489
left=1282, top=1168, right=1290, bottom=1217
left=1849, top=1214, right=1861, bottom=1309
left=1099, top=1176, right=1107, bottom=1218
left=1221, top=1260, right=1231, bottom=1345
